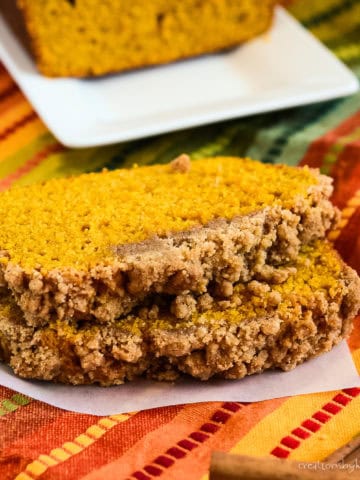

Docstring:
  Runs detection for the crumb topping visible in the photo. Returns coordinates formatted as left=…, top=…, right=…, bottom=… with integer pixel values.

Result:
left=18, top=241, right=343, bottom=336
left=0, top=157, right=319, bottom=271
left=121, top=241, right=343, bottom=332
left=170, top=154, right=191, bottom=173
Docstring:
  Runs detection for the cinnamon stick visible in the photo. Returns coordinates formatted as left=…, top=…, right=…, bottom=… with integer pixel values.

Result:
left=325, top=434, right=360, bottom=464
left=210, top=452, right=359, bottom=480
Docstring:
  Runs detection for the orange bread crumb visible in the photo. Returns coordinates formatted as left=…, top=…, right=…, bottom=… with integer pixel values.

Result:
left=17, top=0, right=276, bottom=77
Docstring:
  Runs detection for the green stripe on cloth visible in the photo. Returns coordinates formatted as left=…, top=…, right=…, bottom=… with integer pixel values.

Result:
left=258, top=101, right=338, bottom=164
left=246, top=90, right=360, bottom=166
left=326, top=24, right=360, bottom=51
left=301, top=0, right=359, bottom=28
left=0, top=394, right=31, bottom=416
left=287, top=0, right=343, bottom=23
left=0, top=133, right=53, bottom=179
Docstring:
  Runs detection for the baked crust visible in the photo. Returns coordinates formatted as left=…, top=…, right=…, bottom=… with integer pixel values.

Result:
left=1, top=243, right=359, bottom=386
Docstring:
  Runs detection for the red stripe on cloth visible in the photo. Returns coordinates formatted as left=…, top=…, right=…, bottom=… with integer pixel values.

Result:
left=177, top=439, right=197, bottom=451
left=39, top=406, right=184, bottom=480
left=270, top=446, right=290, bottom=458
left=270, top=390, right=356, bottom=459
left=81, top=399, right=285, bottom=480
left=0, top=388, right=66, bottom=448
left=127, top=403, right=244, bottom=480
left=299, top=110, right=360, bottom=169
left=0, top=142, right=65, bottom=191
left=222, top=402, right=242, bottom=413
left=211, top=410, right=231, bottom=424
left=312, top=411, right=331, bottom=423
left=335, top=207, right=360, bottom=273
left=133, top=472, right=151, bottom=480
left=0, top=63, right=8, bottom=74
left=2, top=406, right=103, bottom=480
left=200, top=423, right=220, bottom=434
left=333, top=393, right=352, bottom=406
left=153, top=456, right=174, bottom=468
left=0, top=92, right=24, bottom=118
left=300, top=141, right=330, bottom=170
left=0, top=110, right=37, bottom=142
left=165, top=447, right=186, bottom=459
left=189, top=431, right=209, bottom=443
left=342, top=388, right=360, bottom=397
left=0, top=454, right=34, bottom=480
left=0, top=386, right=16, bottom=397
left=0, top=83, right=18, bottom=103
left=322, top=403, right=342, bottom=415
left=348, top=316, right=360, bottom=353
left=330, top=143, right=360, bottom=209
left=301, top=419, right=321, bottom=433
left=3, top=409, right=101, bottom=455
left=144, top=465, right=163, bottom=476
left=291, top=428, right=310, bottom=440
left=280, top=436, right=300, bottom=449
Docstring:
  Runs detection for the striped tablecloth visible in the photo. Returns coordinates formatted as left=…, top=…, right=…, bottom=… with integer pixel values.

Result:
left=1, top=1, right=360, bottom=479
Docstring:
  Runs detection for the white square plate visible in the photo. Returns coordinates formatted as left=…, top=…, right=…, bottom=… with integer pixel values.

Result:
left=0, top=7, right=358, bottom=148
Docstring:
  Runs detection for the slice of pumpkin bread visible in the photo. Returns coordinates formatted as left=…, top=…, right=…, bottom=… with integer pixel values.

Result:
left=1, top=241, right=358, bottom=385
left=0, top=156, right=338, bottom=327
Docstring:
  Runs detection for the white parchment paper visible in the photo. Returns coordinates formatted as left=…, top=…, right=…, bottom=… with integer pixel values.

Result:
left=0, top=342, right=359, bottom=416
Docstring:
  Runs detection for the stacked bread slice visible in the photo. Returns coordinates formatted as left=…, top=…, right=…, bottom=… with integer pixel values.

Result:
left=0, top=156, right=359, bottom=385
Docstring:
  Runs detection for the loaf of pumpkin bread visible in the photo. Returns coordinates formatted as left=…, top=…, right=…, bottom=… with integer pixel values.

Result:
left=16, top=0, right=277, bottom=77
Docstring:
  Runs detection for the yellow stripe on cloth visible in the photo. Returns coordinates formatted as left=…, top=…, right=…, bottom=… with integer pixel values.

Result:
left=200, top=392, right=352, bottom=480
left=0, top=101, right=33, bottom=133
left=15, top=412, right=137, bottom=480
left=289, top=395, right=360, bottom=461
left=229, top=393, right=337, bottom=458
left=351, top=349, right=360, bottom=374
left=0, top=119, right=47, bottom=163
left=334, top=43, right=360, bottom=64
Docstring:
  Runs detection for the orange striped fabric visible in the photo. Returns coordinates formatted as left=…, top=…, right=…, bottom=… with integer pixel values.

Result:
left=1, top=1, right=360, bottom=479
